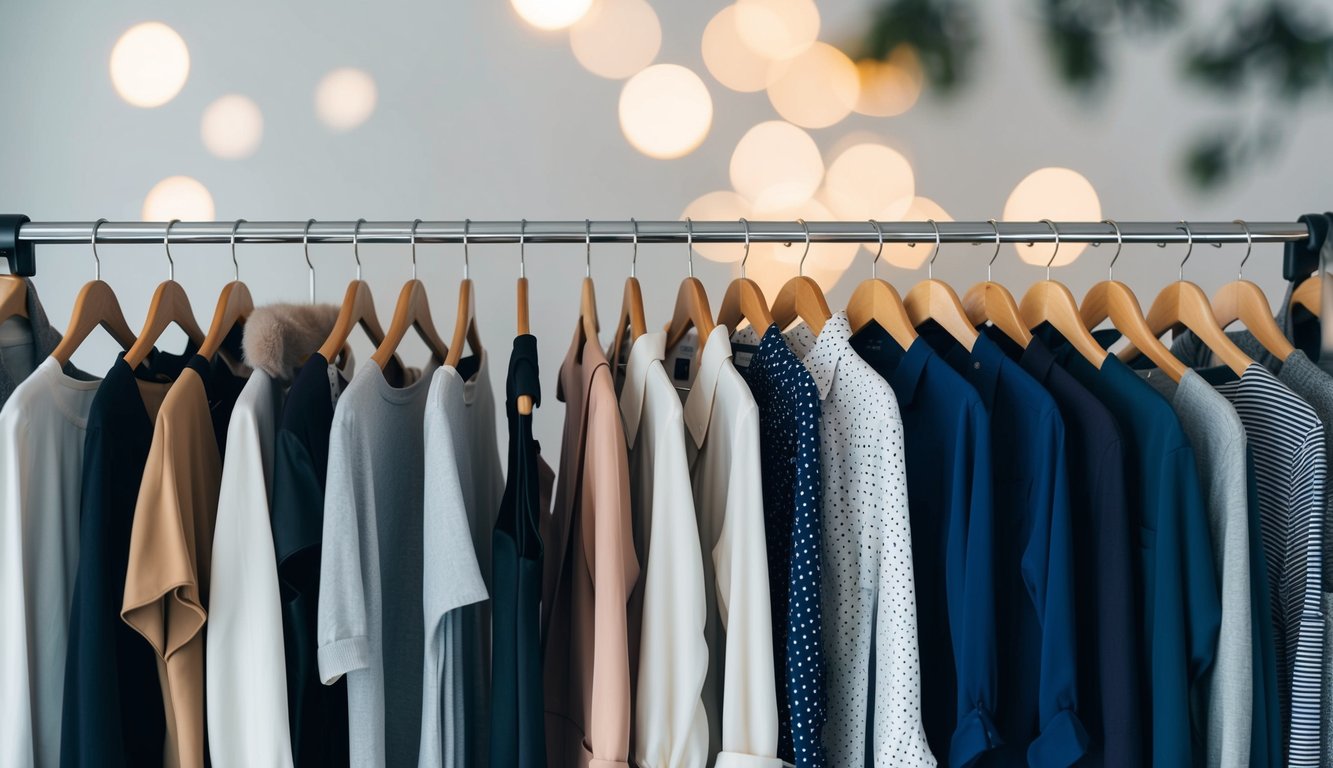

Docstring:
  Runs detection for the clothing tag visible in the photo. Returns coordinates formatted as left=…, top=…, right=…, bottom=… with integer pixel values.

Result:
left=673, top=356, right=692, bottom=383
left=732, top=342, right=758, bottom=370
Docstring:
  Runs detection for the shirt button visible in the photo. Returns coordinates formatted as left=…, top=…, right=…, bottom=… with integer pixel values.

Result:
left=973, top=362, right=981, bottom=370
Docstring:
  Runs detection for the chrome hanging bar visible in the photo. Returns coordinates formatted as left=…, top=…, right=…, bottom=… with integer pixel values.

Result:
left=9, top=219, right=1312, bottom=248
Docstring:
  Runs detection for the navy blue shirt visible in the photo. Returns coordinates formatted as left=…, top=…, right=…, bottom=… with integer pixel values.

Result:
left=850, top=325, right=999, bottom=767
left=1042, top=327, right=1220, bottom=767
left=921, top=325, right=1088, bottom=768
left=732, top=324, right=825, bottom=767
left=985, top=330, right=1142, bottom=767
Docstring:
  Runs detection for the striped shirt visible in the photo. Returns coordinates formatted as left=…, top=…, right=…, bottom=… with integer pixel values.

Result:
left=1174, top=353, right=1326, bottom=766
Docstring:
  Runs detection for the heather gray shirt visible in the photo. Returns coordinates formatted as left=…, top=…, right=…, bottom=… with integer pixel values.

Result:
left=1137, top=368, right=1253, bottom=767
left=318, top=361, right=438, bottom=767
left=0, top=280, right=72, bottom=408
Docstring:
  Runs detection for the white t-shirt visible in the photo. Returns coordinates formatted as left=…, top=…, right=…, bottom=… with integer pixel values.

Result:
left=206, top=370, right=294, bottom=767
left=0, top=357, right=100, bottom=767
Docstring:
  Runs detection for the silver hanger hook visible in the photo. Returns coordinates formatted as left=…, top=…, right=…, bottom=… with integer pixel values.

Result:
left=739, top=217, right=751, bottom=278
left=685, top=217, right=695, bottom=278
left=163, top=219, right=179, bottom=281
left=463, top=218, right=471, bottom=281
left=352, top=218, right=366, bottom=281
left=925, top=219, right=942, bottom=279
left=796, top=218, right=811, bottom=277
left=410, top=219, right=422, bottom=280
left=303, top=219, right=316, bottom=303
left=1233, top=219, right=1253, bottom=280
left=1040, top=218, right=1060, bottom=280
left=630, top=218, right=639, bottom=279
left=90, top=218, right=107, bottom=281
left=584, top=219, right=592, bottom=278
left=230, top=219, right=246, bottom=281
left=869, top=219, right=885, bottom=279
left=519, top=218, right=527, bottom=279
left=986, top=218, right=1001, bottom=281
left=1177, top=220, right=1193, bottom=281
left=1101, top=220, right=1123, bottom=281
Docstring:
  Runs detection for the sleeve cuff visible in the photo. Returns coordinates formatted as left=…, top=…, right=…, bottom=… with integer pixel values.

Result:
left=317, top=635, right=370, bottom=684
left=1025, top=708, right=1089, bottom=768
left=950, top=705, right=1003, bottom=768
left=713, top=752, right=785, bottom=768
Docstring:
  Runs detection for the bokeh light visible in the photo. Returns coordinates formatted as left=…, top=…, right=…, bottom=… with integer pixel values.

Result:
left=315, top=68, right=378, bottom=132
left=511, top=0, right=593, bottom=30
left=823, top=143, right=915, bottom=221
left=734, top=0, right=820, bottom=60
left=142, top=176, right=215, bottom=221
left=570, top=0, right=661, bottom=79
left=854, top=46, right=924, bottom=117
left=882, top=196, right=953, bottom=270
left=619, top=64, right=713, bottom=159
left=201, top=95, right=263, bottom=159
left=730, top=121, right=824, bottom=211
left=702, top=5, right=772, bottom=93
left=682, top=190, right=752, bottom=262
left=109, top=22, right=190, bottom=108
left=1003, top=167, right=1101, bottom=266
left=766, top=42, right=859, bottom=129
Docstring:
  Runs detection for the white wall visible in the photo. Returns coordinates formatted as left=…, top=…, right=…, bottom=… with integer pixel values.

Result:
left=2, top=0, right=1330, bottom=454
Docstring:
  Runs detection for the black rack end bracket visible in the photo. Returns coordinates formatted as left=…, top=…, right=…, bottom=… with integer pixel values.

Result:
left=1283, top=213, right=1330, bottom=282
left=0, top=214, right=33, bottom=277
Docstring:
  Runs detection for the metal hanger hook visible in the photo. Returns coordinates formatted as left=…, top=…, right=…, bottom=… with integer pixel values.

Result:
left=1040, top=218, right=1060, bottom=280
left=796, top=218, right=811, bottom=277
left=986, top=219, right=1001, bottom=282
left=230, top=219, right=246, bottom=281
left=869, top=219, right=885, bottom=279
left=1233, top=219, right=1253, bottom=280
left=303, top=218, right=316, bottom=303
left=463, top=219, right=471, bottom=281
left=926, top=219, right=942, bottom=280
left=1177, top=220, right=1193, bottom=281
left=352, top=218, right=366, bottom=281
left=1102, top=219, right=1123, bottom=281
left=410, top=219, right=422, bottom=280
left=585, top=219, right=592, bottom=278
left=630, top=217, right=639, bottom=279
left=685, top=217, right=695, bottom=278
left=163, top=219, right=179, bottom=281
left=739, top=217, right=751, bottom=278
left=90, top=218, right=107, bottom=281
left=519, top=218, right=527, bottom=279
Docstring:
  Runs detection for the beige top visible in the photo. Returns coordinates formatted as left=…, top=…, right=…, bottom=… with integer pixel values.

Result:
left=122, top=358, right=240, bottom=768
left=542, top=329, right=638, bottom=768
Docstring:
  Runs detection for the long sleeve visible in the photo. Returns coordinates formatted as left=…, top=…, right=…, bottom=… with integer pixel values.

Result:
left=714, top=406, right=781, bottom=766
left=1023, top=412, right=1088, bottom=767
left=948, top=402, right=1000, bottom=765
left=206, top=375, right=294, bottom=768
left=583, top=380, right=638, bottom=767
left=316, top=413, right=371, bottom=684
left=1287, top=428, right=1326, bottom=766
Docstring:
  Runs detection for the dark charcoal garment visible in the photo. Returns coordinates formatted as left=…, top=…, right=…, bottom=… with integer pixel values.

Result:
left=270, top=352, right=350, bottom=768
left=490, top=334, right=550, bottom=768
left=60, top=350, right=191, bottom=768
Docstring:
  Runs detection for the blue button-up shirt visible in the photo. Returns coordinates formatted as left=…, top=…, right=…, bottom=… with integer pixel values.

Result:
left=850, top=325, right=999, bottom=767
left=920, top=325, right=1088, bottom=768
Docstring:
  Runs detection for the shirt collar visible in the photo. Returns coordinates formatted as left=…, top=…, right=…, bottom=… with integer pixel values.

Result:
left=887, top=336, right=931, bottom=409
left=682, top=324, right=733, bottom=449
left=966, top=331, right=1005, bottom=411
left=799, top=310, right=854, bottom=401
left=1018, top=333, right=1058, bottom=383
left=618, top=331, right=665, bottom=449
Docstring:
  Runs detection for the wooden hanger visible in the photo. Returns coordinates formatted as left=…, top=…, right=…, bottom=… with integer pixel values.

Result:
left=716, top=218, right=776, bottom=335
left=663, top=219, right=715, bottom=354
left=1291, top=273, right=1322, bottom=317
left=903, top=219, right=979, bottom=351
left=445, top=221, right=484, bottom=368
left=962, top=219, right=1033, bottom=346
left=50, top=220, right=136, bottom=367
left=197, top=220, right=254, bottom=362
left=515, top=221, right=535, bottom=415
left=1018, top=219, right=1108, bottom=367
left=846, top=220, right=917, bottom=349
left=1122, top=222, right=1252, bottom=377
left=316, top=219, right=402, bottom=377
left=0, top=274, right=27, bottom=326
left=1080, top=220, right=1187, bottom=381
left=576, top=220, right=602, bottom=349
left=1212, top=220, right=1295, bottom=362
left=370, top=220, right=450, bottom=370
left=123, top=220, right=206, bottom=370
left=771, top=220, right=832, bottom=335
left=609, top=219, right=649, bottom=375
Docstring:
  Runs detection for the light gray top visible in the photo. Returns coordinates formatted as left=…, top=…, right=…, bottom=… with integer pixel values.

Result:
left=318, top=361, right=438, bottom=768
left=1137, top=367, right=1252, bottom=768
left=0, top=280, right=78, bottom=409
